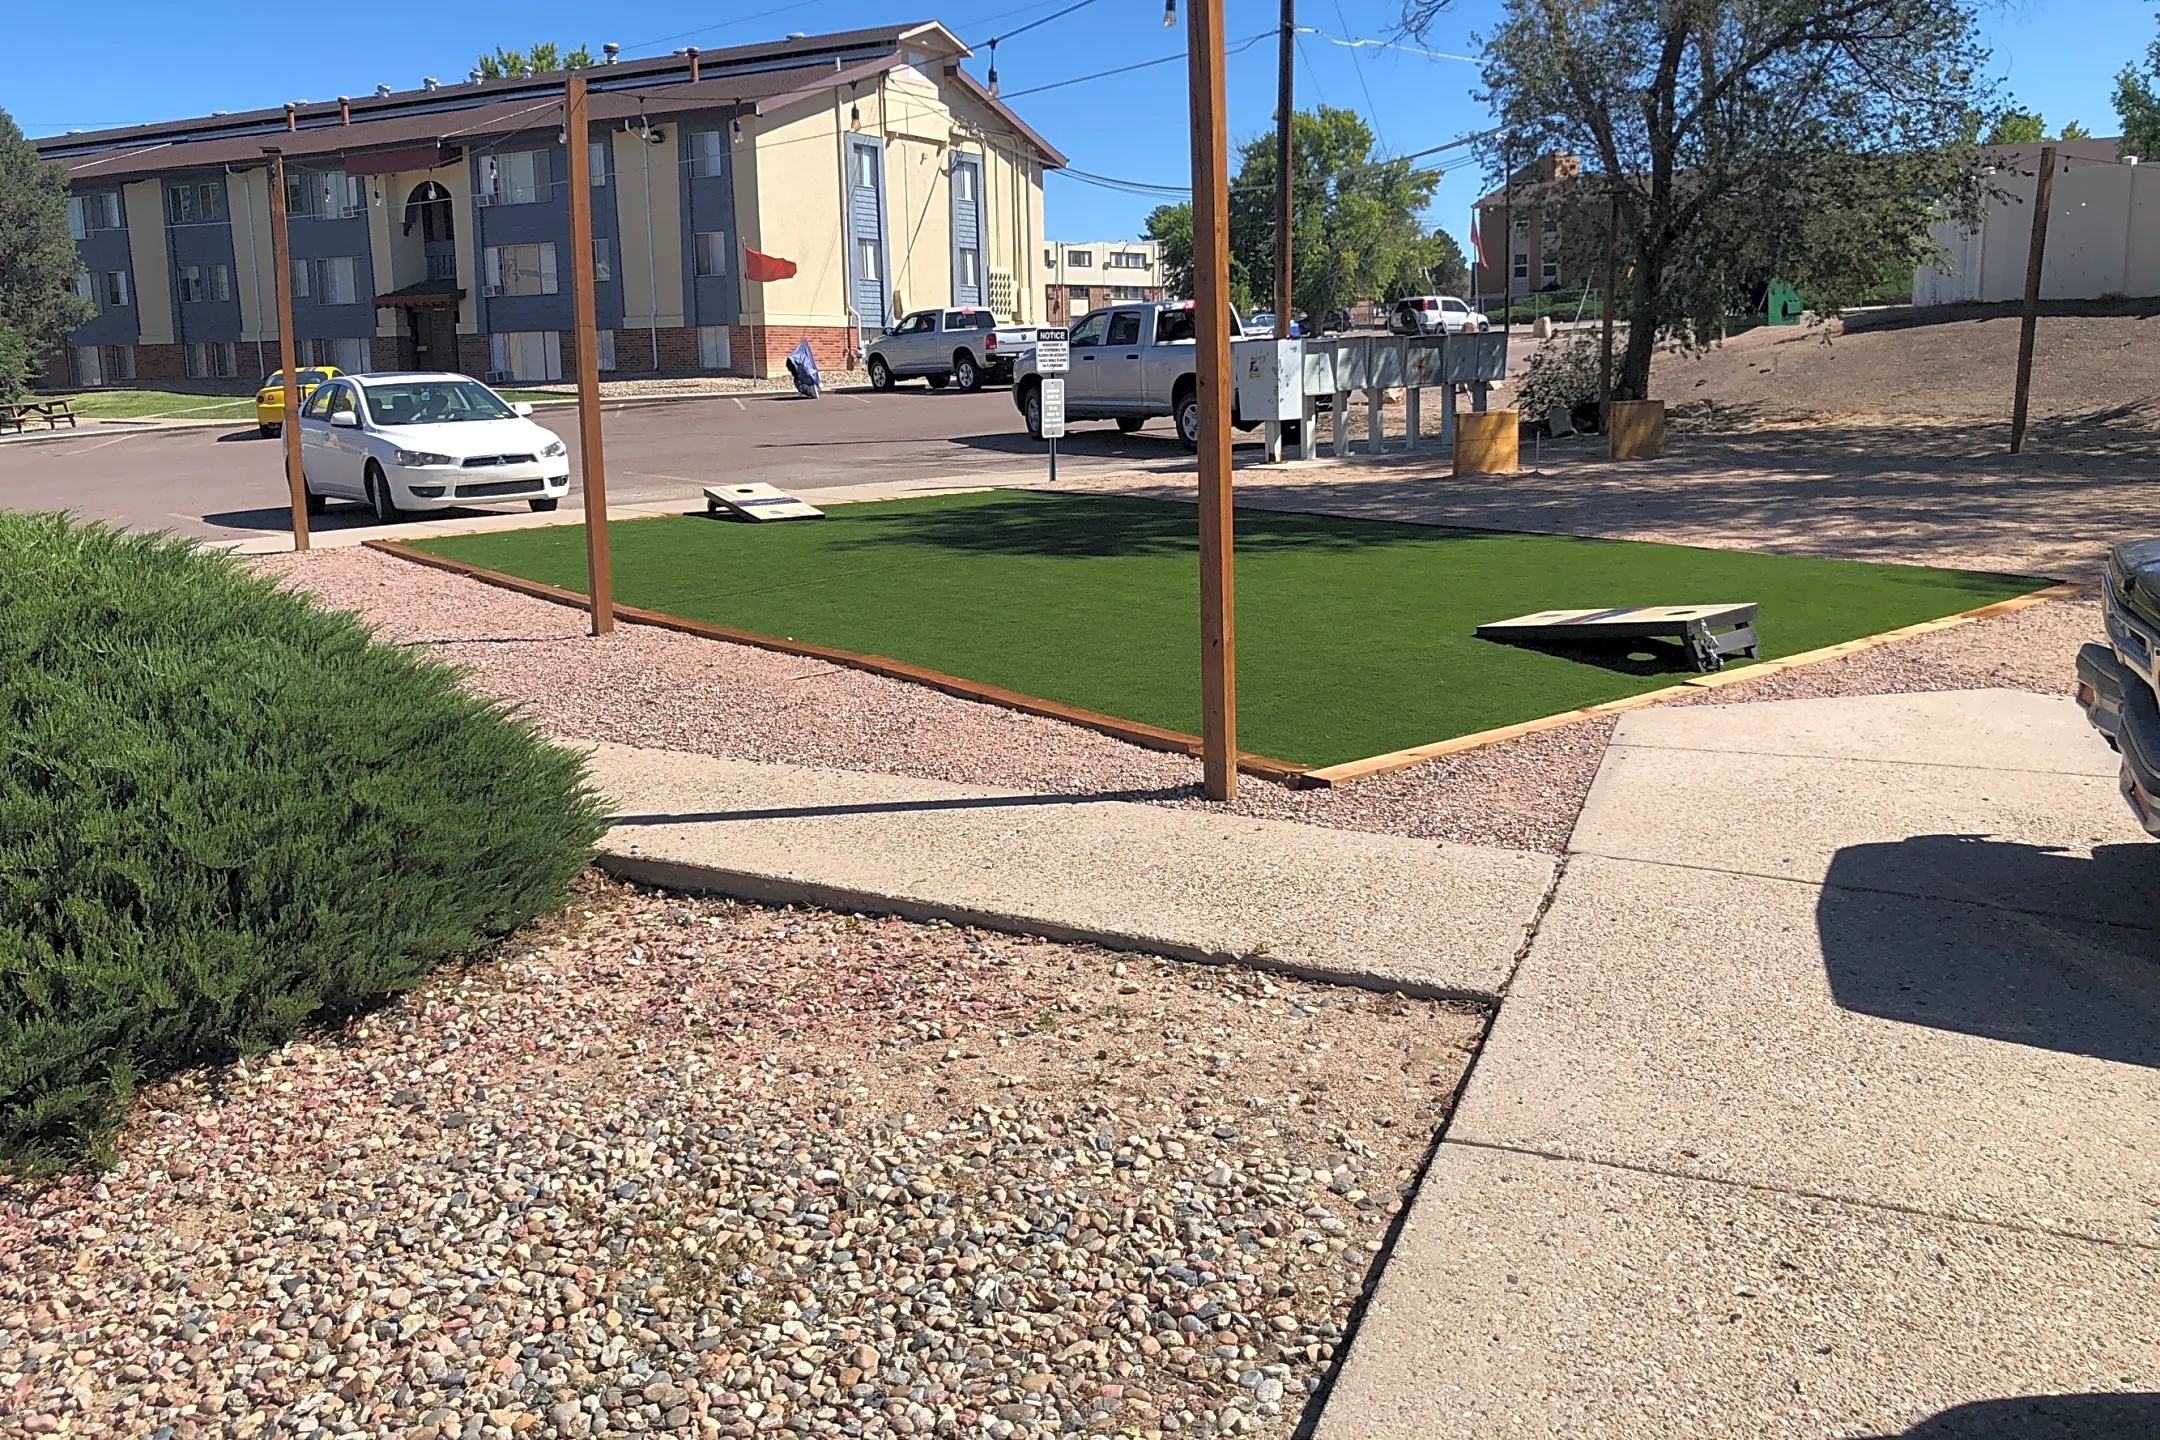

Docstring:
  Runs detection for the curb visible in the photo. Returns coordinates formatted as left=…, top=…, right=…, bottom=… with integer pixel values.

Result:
left=595, top=850, right=1499, bottom=1003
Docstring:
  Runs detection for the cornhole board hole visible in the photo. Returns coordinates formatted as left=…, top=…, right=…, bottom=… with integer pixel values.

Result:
left=704, top=483, right=824, bottom=521
left=1477, top=603, right=1759, bottom=673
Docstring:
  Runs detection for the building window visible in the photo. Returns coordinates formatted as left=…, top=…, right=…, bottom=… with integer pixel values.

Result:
left=697, top=325, right=731, bottom=370
left=166, top=181, right=227, bottom=225
left=72, top=274, right=95, bottom=307
left=855, top=237, right=880, bottom=283
left=185, top=341, right=238, bottom=379
left=1541, top=212, right=1557, bottom=234
left=302, top=256, right=362, bottom=305
left=1107, top=251, right=1147, bottom=269
left=1066, top=249, right=1092, bottom=268
left=1109, top=285, right=1145, bottom=300
left=691, top=131, right=726, bottom=179
left=596, top=329, right=617, bottom=372
left=67, top=194, right=120, bottom=237
left=489, top=331, right=563, bottom=382
left=300, top=337, right=368, bottom=372
left=957, top=247, right=980, bottom=293
left=483, top=243, right=558, bottom=297
left=1043, top=247, right=1055, bottom=267
left=1512, top=251, right=1529, bottom=281
left=178, top=264, right=231, bottom=303
left=483, top=150, right=547, bottom=206
left=1542, top=257, right=1559, bottom=283
left=589, top=141, right=609, bottom=185
left=102, top=271, right=130, bottom=307
left=286, top=170, right=357, bottom=220
left=953, top=161, right=975, bottom=204
left=1514, top=213, right=1529, bottom=232
left=694, top=231, right=729, bottom=278
left=71, top=344, right=135, bottom=386
left=852, top=147, right=877, bottom=189
left=592, top=238, right=612, bottom=283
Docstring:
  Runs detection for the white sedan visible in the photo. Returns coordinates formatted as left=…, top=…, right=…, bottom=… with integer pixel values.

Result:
left=295, top=372, right=571, bottom=523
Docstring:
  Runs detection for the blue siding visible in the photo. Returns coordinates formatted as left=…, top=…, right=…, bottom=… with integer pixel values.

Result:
left=951, top=154, right=983, bottom=307
left=678, top=116, right=741, bottom=329
left=469, top=137, right=625, bottom=335
left=285, top=174, right=376, bottom=342
left=68, top=192, right=137, bottom=347
left=845, top=137, right=888, bottom=329
left=165, top=174, right=242, bottom=346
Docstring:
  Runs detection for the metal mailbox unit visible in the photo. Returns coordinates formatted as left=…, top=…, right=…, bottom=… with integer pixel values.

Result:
left=1230, top=331, right=1510, bottom=463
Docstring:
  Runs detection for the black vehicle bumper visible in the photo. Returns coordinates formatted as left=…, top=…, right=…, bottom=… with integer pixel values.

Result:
left=2078, top=641, right=2160, bottom=834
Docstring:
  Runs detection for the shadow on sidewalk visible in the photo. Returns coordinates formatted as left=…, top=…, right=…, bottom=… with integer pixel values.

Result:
left=608, top=786, right=1196, bottom=826
left=1870, top=1392, right=2160, bottom=1437
left=1817, top=834, right=2160, bottom=1068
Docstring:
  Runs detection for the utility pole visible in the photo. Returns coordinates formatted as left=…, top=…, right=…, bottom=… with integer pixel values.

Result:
left=2009, top=145, right=2056, bottom=455
left=1273, top=0, right=1294, bottom=341
left=1188, top=0, right=1238, bottom=802
left=1599, top=191, right=1618, bottom=425
left=564, top=74, right=616, bottom=634
left=264, top=148, right=307, bottom=551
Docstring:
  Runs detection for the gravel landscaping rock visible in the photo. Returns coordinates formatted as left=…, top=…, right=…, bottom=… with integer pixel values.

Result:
left=0, top=878, right=1484, bottom=1440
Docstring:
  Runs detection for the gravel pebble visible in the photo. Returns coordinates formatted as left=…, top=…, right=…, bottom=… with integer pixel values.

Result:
left=1, top=878, right=1483, bottom=1440
left=255, top=550, right=2097, bottom=858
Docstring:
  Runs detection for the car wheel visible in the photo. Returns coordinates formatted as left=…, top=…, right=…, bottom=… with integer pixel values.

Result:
left=954, top=353, right=982, bottom=392
left=367, top=462, right=404, bottom=525
left=529, top=497, right=559, bottom=512
left=1175, top=391, right=1201, bottom=452
left=260, top=423, right=279, bottom=439
left=926, top=373, right=951, bottom=390
left=303, top=476, right=325, bottom=516
left=1022, top=384, right=1046, bottom=441
left=868, top=356, right=894, bottom=392
left=1115, top=416, right=1144, bottom=434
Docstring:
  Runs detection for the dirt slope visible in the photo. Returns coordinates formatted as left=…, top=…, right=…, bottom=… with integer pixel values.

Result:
left=1651, top=299, right=2160, bottom=428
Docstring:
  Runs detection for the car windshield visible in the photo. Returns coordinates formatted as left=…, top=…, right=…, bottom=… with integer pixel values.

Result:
left=362, top=380, right=516, bottom=425
left=264, top=369, right=332, bottom=388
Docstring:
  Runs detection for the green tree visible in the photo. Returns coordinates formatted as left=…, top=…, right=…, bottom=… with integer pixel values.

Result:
left=1427, top=0, right=1992, bottom=400
left=1144, top=202, right=1195, bottom=300
left=1984, top=109, right=2047, bottom=145
left=1384, top=227, right=1470, bottom=300
left=0, top=107, right=93, bottom=402
left=2117, top=12, right=2160, bottom=161
left=477, top=42, right=596, bottom=79
left=2059, top=120, right=2093, bottom=140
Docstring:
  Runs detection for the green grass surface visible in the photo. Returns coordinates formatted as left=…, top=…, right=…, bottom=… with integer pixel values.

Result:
left=57, top=389, right=257, bottom=421
left=411, top=491, right=2043, bottom=769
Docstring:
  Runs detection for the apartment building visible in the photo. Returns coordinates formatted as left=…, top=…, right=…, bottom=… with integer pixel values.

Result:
left=1042, top=240, right=1164, bottom=323
left=1470, top=153, right=1582, bottom=309
left=38, top=23, right=1064, bottom=388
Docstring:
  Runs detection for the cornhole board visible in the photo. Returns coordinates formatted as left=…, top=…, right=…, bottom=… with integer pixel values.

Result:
left=704, top=483, right=824, bottom=521
left=1476, top=603, right=1759, bottom=672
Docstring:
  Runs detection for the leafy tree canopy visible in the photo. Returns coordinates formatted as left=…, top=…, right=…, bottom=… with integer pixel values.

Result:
left=1980, top=109, right=2093, bottom=144
left=2117, top=12, right=2160, bottom=161
left=1421, top=0, right=1993, bottom=400
left=478, top=43, right=596, bottom=79
left=0, top=107, right=93, bottom=401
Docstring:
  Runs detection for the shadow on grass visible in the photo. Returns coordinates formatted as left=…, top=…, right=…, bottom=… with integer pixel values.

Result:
left=1477, top=635, right=1713, bottom=677
left=829, top=491, right=1497, bottom=560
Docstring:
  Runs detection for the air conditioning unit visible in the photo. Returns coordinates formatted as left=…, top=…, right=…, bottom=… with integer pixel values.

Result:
left=475, top=192, right=494, bottom=208
left=481, top=284, right=502, bottom=298
left=340, top=204, right=363, bottom=219
left=486, top=369, right=514, bottom=384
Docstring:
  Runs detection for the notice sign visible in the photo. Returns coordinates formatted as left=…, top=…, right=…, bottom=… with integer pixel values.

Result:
left=1040, top=376, right=1067, bottom=438
left=1035, top=326, right=1070, bottom=375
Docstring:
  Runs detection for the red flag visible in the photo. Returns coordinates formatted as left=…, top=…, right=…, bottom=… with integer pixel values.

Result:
left=1470, top=214, right=1487, bottom=270
left=744, top=250, right=798, bottom=283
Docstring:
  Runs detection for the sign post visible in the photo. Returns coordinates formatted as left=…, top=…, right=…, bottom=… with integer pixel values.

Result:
left=1036, top=326, right=1069, bottom=485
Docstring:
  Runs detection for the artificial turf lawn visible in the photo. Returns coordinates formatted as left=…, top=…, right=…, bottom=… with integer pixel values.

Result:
left=410, top=491, right=2045, bottom=769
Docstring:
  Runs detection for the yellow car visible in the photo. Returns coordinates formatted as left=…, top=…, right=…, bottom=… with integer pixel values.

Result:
left=255, top=366, right=340, bottom=438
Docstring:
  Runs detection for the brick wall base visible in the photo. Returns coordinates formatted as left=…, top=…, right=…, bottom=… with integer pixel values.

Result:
left=737, top=324, right=855, bottom=379
left=133, top=344, right=188, bottom=384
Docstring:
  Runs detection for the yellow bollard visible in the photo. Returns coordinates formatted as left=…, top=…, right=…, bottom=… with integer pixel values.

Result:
left=1607, top=399, right=1666, bottom=459
left=1454, top=410, right=1520, bottom=476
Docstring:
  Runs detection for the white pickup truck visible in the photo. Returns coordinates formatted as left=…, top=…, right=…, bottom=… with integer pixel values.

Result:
left=865, top=307, right=1037, bottom=393
left=1011, top=300, right=1258, bottom=450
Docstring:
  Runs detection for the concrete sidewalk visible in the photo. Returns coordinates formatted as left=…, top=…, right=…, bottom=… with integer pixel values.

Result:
left=1320, top=690, right=2160, bottom=1438
left=580, top=741, right=1557, bottom=999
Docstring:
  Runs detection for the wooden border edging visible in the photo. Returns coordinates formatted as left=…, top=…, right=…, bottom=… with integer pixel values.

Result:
left=596, top=852, right=1500, bottom=1003
left=365, top=539, right=1311, bottom=785
left=1293, top=582, right=2088, bottom=788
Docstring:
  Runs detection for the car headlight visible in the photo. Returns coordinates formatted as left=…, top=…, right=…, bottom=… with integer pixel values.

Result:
left=394, top=448, right=454, bottom=467
left=541, top=440, right=567, bottom=459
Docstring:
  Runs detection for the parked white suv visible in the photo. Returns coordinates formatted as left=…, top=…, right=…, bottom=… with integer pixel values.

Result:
left=1388, top=295, right=1490, bottom=335
left=296, top=373, right=571, bottom=524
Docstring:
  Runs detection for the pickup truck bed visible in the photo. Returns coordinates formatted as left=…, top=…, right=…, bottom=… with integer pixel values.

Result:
left=1011, top=300, right=1254, bottom=450
left=867, top=308, right=1035, bottom=393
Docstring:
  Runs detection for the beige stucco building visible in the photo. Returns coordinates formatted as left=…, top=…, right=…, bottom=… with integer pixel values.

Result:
left=43, top=24, right=1063, bottom=387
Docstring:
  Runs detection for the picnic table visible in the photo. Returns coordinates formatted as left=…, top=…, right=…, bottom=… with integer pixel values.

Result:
left=0, top=399, right=78, bottom=434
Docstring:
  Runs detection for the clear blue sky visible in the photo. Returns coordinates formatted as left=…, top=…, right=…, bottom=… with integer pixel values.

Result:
left=4, top=0, right=2150, bottom=256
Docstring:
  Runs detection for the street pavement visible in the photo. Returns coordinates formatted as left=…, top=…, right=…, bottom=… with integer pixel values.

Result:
left=0, top=384, right=1215, bottom=544
left=1317, top=689, right=2160, bottom=1438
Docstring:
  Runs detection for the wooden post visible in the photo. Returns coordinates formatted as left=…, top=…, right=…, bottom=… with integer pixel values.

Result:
left=1188, top=0, right=1238, bottom=802
left=564, top=74, right=615, bottom=635
left=2009, top=144, right=2056, bottom=455
left=1599, top=191, right=1618, bottom=427
left=264, top=149, right=308, bottom=551
left=1274, top=0, right=1294, bottom=341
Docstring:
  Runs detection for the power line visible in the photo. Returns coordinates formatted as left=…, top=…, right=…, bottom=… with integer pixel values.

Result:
left=1295, top=27, right=1479, bottom=64
left=997, top=28, right=1273, bottom=99
left=973, top=0, right=1097, bottom=49
left=628, top=0, right=823, bottom=55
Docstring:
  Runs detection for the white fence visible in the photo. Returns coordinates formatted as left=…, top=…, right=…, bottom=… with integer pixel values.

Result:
left=1914, top=157, right=2160, bottom=305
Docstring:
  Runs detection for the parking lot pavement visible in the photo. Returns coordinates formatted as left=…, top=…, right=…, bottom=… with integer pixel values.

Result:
left=0, top=385, right=1227, bottom=543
